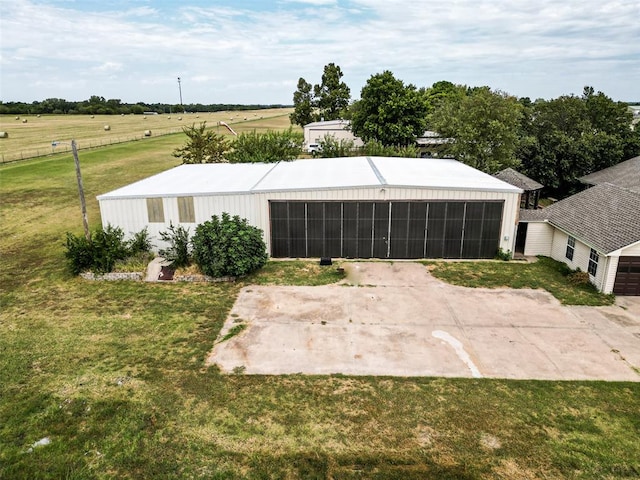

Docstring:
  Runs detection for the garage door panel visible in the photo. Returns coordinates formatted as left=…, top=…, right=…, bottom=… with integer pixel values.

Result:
left=443, top=202, right=465, bottom=258
left=357, top=202, right=374, bottom=258
left=324, top=203, right=342, bottom=257
left=306, top=203, right=324, bottom=257
left=289, top=202, right=307, bottom=257
left=426, top=202, right=446, bottom=258
left=407, top=202, right=428, bottom=258
left=270, top=202, right=289, bottom=257
left=390, top=202, right=410, bottom=258
left=373, top=202, right=390, bottom=258
left=342, top=202, right=358, bottom=258
left=614, top=257, right=640, bottom=295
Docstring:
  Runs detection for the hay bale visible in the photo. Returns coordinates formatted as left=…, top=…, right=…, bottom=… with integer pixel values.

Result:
left=37, top=114, right=41, bottom=117
left=15, top=116, right=20, bottom=120
left=91, top=115, right=95, bottom=118
left=0, top=132, right=8, bottom=138
left=144, top=130, right=152, bottom=137
left=143, top=116, right=147, bottom=119
left=177, top=116, right=182, bottom=121
left=120, top=113, right=124, bottom=116
left=22, top=119, right=28, bottom=123
left=167, top=116, right=171, bottom=119
left=104, top=125, right=111, bottom=131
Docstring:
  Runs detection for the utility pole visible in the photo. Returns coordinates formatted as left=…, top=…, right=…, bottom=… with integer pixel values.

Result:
left=177, top=77, right=184, bottom=112
left=71, top=140, right=91, bottom=241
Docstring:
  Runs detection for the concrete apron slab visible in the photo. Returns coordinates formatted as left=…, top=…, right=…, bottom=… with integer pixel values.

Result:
left=206, top=262, right=640, bottom=380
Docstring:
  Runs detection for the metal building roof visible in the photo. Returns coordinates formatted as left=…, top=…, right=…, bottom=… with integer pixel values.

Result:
left=96, top=163, right=276, bottom=199
left=97, top=156, right=522, bottom=200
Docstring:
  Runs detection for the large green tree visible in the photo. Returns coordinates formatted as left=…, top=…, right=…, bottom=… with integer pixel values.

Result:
left=313, top=63, right=351, bottom=121
left=289, top=77, right=314, bottom=127
left=350, top=70, right=428, bottom=147
left=172, top=122, right=229, bottom=164
left=518, top=87, right=639, bottom=197
left=428, top=86, right=523, bottom=173
left=290, top=64, right=351, bottom=127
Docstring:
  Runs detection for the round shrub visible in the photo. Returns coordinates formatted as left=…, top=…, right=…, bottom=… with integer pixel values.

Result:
left=192, top=213, right=267, bottom=278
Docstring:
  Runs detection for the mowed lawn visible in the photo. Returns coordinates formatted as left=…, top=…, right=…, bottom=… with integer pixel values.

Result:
left=0, top=108, right=294, bottom=163
left=1, top=134, right=639, bottom=479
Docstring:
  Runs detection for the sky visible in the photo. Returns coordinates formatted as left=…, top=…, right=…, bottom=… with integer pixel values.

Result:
left=1, top=0, right=639, bottom=105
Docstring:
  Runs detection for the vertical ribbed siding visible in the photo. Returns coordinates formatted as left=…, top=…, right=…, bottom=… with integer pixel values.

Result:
left=100, top=186, right=520, bottom=256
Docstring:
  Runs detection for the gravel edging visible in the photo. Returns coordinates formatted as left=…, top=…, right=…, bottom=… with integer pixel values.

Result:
left=80, top=271, right=235, bottom=283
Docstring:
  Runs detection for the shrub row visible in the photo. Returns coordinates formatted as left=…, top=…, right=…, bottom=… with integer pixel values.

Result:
left=65, top=214, right=268, bottom=278
left=64, top=226, right=152, bottom=275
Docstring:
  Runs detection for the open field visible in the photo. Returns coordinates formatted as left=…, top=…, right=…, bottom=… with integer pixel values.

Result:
left=1, top=139, right=639, bottom=478
left=0, top=108, right=295, bottom=163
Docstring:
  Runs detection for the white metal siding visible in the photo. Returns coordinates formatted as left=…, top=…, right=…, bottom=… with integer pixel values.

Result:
left=101, top=186, right=519, bottom=257
left=523, top=222, right=553, bottom=256
left=621, top=242, right=640, bottom=256
left=550, top=230, right=607, bottom=291
left=304, top=125, right=363, bottom=147
left=602, top=255, right=619, bottom=294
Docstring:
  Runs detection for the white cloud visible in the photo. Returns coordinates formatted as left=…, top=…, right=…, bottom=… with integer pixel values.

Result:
left=1, top=0, right=638, bottom=103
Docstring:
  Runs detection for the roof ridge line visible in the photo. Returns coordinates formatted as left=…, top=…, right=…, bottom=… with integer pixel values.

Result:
left=366, top=157, right=387, bottom=186
left=249, top=161, right=281, bottom=192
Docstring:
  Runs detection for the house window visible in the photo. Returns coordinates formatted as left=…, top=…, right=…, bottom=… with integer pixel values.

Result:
left=146, top=198, right=164, bottom=223
left=588, top=248, right=599, bottom=277
left=565, top=236, right=575, bottom=261
left=177, top=196, right=195, bottom=223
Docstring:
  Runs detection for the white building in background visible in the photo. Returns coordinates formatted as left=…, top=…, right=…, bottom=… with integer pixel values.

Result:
left=303, top=120, right=364, bottom=150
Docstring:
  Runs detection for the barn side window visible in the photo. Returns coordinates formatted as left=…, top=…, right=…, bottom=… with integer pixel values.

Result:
left=146, top=198, right=165, bottom=223
left=177, top=196, right=195, bottom=223
left=565, top=236, right=575, bottom=261
left=588, top=248, right=599, bottom=277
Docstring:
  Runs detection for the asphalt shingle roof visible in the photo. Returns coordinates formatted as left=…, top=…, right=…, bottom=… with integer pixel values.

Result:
left=527, top=183, right=640, bottom=253
left=579, top=156, right=640, bottom=193
left=495, top=168, right=544, bottom=191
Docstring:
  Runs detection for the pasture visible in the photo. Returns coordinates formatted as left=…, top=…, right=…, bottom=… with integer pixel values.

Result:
left=0, top=108, right=294, bottom=163
left=1, top=131, right=639, bottom=478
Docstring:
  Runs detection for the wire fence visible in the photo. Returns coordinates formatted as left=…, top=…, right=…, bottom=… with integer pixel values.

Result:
left=0, top=127, right=185, bottom=164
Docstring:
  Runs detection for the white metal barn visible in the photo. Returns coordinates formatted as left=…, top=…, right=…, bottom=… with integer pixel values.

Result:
left=303, top=120, right=364, bottom=150
left=97, top=156, right=522, bottom=259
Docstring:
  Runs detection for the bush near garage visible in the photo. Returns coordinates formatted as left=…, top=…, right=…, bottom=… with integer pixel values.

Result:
left=158, top=222, right=191, bottom=269
left=192, top=213, right=268, bottom=278
left=64, top=225, right=153, bottom=275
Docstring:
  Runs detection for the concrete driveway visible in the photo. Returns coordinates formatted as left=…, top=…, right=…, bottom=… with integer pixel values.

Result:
left=207, top=262, right=640, bottom=380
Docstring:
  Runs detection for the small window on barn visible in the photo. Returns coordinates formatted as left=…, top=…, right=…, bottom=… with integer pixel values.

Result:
left=565, top=236, right=575, bottom=261
left=146, top=198, right=165, bottom=223
left=177, top=196, right=195, bottom=223
left=588, top=248, right=599, bottom=277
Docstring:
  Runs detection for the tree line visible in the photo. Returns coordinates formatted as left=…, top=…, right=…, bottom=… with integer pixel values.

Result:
left=0, top=96, right=289, bottom=116
left=290, top=65, right=640, bottom=198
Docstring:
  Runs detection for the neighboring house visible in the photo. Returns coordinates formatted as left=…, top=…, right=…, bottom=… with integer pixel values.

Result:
left=303, top=120, right=364, bottom=150
left=518, top=169, right=640, bottom=295
left=98, top=156, right=522, bottom=261
left=494, top=168, right=544, bottom=210
left=578, top=155, right=640, bottom=193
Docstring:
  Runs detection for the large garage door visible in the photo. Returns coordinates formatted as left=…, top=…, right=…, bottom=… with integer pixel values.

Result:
left=270, top=201, right=504, bottom=259
left=613, top=257, right=640, bottom=296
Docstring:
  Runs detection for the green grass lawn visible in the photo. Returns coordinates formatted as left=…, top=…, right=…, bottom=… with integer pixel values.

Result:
left=428, top=257, right=615, bottom=306
left=1, top=139, right=639, bottom=479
